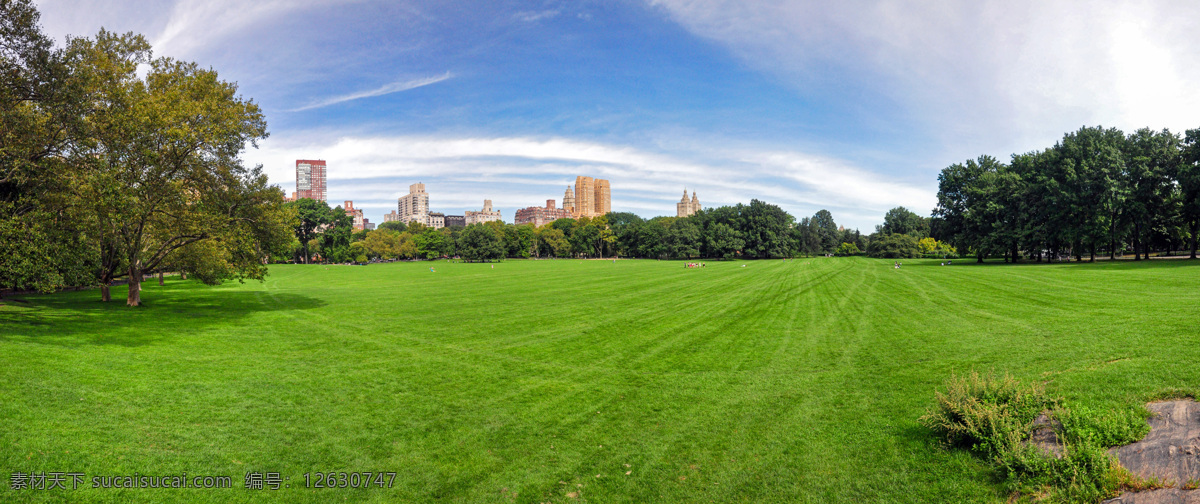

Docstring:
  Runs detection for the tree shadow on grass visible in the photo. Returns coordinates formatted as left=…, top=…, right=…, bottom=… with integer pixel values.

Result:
left=0, top=283, right=325, bottom=348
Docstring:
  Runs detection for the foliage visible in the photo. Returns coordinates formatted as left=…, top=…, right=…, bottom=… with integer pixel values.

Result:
left=936, top=125, right=1200, bottom=262
left=412, top=227, right=446, bottom=260
left=918, top=237, right=958, bottom=258
left=922, top=372, right=1158, bottom=503
left=811, top=209, right=839, bottom=254
left=458, top=224, right=505, bottom=262
left=288, top=198, right=332, bottom=264
left=318, top=207, right=354, bottom=263
left=920, top=372, right=1053, bottom=456
left=878, top=206, right=930, bottom=238
left=834, top=242, right=860, bottom=256
left=1054, top=403, right=1151, bottom=448
left=377, top=221, right=407, bottom=233
left=0, top=1, right=292, bottom=305
left=867, top=233, right=920, bottom=258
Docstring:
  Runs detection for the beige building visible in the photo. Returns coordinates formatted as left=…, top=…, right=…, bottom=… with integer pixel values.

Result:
left=676, top=190, right=700, bottom=217
left=465, top=199, right=503, bottom=225
left=428, top=212, right=445, bottom=229
left=383, top=210, right=400, bottom=223
left=562, top=186, right=575, bottom=215
left=572, top=176, right=611, bottom=218
left=398, top=183, right=430, bottom=226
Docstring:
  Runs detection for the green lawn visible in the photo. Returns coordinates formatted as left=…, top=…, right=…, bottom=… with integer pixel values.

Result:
left=1, top=257, right=1198, bottom=503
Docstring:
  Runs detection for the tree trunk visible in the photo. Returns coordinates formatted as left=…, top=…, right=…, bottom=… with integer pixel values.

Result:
left=158, top=271, right=164, bottom=286
left=1134, top=225, right=1141, bottom=261
left=181, top=271, right=186, bottom=280
left=127, top=263, right=142, bottom=307
left=1089, top=244, right=1096, bottom=262
left=976, top=250, right=984, bottom=263
left=99, top=271, right=113, bottom=302
left=1011, top=241, right=1019, bottom=263
left=1109, top=238, right=1116, bottom=260
left=1191, top=222, right=1198, bottom=259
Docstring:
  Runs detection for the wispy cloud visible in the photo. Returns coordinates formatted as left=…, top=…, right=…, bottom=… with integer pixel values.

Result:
left=650, top=0, right=1200, bottom=160
left=151, top=0, right=339, bottom=58
left=514, top=9, right=560, bottom=23
left=242, top=133, right=934, bottom=228
left=288, top=72, right=454, bottom=112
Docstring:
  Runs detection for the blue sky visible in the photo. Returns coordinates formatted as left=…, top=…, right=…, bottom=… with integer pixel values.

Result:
left=33, top=0, right=1200, bottom=230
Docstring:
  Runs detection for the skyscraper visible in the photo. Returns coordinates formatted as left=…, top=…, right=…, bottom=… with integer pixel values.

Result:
left=572, top=176, right=611, bottom=218
left=594, top=179, right=611, bottom=215
left=398, top=183, right=430, bottom=225
left=574, top=176, right=594, bottom=218
left=295, top=159, right=327, bottom=201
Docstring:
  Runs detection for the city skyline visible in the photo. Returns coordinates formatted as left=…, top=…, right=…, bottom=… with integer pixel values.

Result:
left=32, top=1, right=1200, bottom=230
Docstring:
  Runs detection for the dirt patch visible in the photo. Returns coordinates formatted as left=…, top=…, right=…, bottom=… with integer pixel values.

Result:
left=1103, top=400, right=1200, bottom=504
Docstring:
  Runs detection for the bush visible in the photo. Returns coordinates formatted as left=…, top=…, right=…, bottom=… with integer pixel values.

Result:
left=921, top=373, right=1151, bottom=503
left=835, top=242, right=861, bottom=256
left=1054, top=403, right=1150, bottom=448
left=867, top=233, right=920, bottom=258
left=920, top=372, right=1053, bottom=457
left=996, top=442, right=1120, bottom=504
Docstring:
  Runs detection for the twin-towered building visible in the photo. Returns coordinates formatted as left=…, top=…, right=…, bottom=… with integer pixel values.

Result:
left=677, top=189, right=700, bottom=217
left=570, top=176, right=611, bottom=218
left=515, top=175, right=612, bottom=226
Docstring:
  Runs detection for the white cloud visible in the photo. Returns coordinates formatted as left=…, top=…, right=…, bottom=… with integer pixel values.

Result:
left=150, top=0, right=340, bottom=59
left=649, top=0, right=1200, bottom=160
left=514, top=9, right=560, bottom=23
left=242, top=134, right=933, bottom=229
left=288, top=72, right=453, bottom=111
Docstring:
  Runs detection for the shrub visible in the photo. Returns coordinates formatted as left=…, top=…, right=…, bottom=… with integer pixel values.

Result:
left=867, top=233, right=921, bottom=258
left=835, top=241, right=864, bottom=254
left=921, top=373, right=1152, bottom=503
left=920, top=372, right=1052, bottom=457
left=1054, top=403, right=1150, bottom=448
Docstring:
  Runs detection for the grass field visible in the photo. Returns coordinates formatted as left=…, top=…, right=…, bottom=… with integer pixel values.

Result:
left=1, top=257, right=1198, bottom=503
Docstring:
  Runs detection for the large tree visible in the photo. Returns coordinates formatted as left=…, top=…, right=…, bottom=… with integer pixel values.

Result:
left=1180, top=129, right=1200, bottom=258
left=458, top=224, right=504, bottom=262
left=288, top=198, right=332, bottom=264
left=1122, top=129, right=1179, bottom=260
left=878, top=207, right=930, bottom=237
left=0, top=0, right=96, bottom=292
left=72, top=30, right=284, bottom=305
left=810, top=209, right=838, bottom=254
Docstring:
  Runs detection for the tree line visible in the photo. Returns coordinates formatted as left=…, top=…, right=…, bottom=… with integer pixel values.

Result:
left=292, top=197, right=959, bottom=263
left=934, top=126, right=1200, bottom=262
left=1, top=0, right=293, bottom=305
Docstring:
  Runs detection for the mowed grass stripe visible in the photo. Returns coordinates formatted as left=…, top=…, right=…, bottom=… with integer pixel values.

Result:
left=2, top=258, right=1199, bottom=503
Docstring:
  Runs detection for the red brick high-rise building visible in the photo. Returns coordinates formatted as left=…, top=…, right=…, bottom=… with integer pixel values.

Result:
left=296, top=159, right=327, bottom=201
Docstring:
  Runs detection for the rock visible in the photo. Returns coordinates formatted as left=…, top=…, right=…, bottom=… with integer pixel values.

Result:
left=1101, top=488, right=1200, bottom=504
left=1030, top=412, right=1065, bottom=457
left=1102, top=400, right=1200, bottom=504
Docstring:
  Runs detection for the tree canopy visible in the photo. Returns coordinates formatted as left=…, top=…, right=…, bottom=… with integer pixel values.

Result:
left=935, top=125, right=1200, bottom=262
left=0, top=0, right=294, bottom=305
